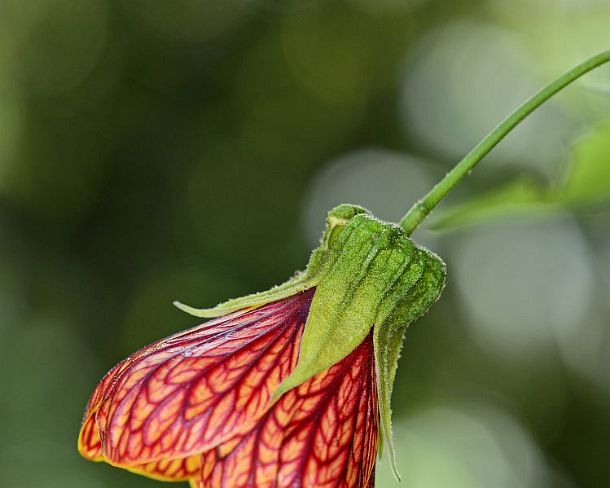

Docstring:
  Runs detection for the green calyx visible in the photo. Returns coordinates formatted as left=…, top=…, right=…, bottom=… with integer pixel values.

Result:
left=276, top=205, right=446, bottom=479
left=175, top=204, right=446, bottom=479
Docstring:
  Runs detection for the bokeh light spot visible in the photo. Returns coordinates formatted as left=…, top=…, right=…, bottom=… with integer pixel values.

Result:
left=376, top=402, right=552, bottom=488
left=400, top=20, right=575, bottom=177
left=451, top=213, right=594, bottom=359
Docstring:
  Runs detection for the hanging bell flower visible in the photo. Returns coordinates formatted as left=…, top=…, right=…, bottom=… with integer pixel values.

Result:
left=78, top=204, right=446, bottom=487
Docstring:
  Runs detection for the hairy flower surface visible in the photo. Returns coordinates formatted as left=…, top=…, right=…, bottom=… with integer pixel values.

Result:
left=79, top=205, right=446, bottom=487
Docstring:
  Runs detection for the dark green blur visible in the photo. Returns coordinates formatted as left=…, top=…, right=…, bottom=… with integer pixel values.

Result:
left=1, top=1, right=609, bottom=487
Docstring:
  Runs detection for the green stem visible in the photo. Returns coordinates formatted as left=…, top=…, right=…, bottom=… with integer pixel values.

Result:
left=399, top=50, right=610, bottom=236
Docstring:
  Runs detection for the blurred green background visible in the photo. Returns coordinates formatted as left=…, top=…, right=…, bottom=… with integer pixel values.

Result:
left=1, top=0, right=610, bottom=487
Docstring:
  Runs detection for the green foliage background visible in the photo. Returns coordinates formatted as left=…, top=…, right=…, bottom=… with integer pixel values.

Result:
left=0, top=1, right=609, bottom=487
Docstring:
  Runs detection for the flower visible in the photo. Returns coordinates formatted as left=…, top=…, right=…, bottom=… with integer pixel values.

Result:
left=78, top=290, right=378, bottom=486
left=78, top=205, right=446, bottom=487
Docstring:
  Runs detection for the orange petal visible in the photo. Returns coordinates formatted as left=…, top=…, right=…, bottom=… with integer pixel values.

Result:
left=194, top=334, right=378, bottom=488
left=128, top=454, right=200, bottom=481
left=78, top=289, right=314, bottom=468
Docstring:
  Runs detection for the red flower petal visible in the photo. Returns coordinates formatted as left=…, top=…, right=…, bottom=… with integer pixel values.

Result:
left=193, top=334, right=378, bottom=488
left=78, top=289, right=315, bottom=470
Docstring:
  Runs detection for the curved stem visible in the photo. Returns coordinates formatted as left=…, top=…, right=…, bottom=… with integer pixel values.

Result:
left=399, top=50, right=610, bottom=235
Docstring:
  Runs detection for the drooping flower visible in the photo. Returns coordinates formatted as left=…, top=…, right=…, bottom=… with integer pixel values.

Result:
left=78, top=204, right=446, bottom=487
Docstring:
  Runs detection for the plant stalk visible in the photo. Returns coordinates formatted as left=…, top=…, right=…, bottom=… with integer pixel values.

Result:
left=399, top=50, right=610, bottom=235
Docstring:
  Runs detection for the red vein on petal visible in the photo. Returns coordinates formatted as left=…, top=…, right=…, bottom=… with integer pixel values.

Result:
left=194, top=334, right=378, bottom=488
left=78, top=289, right=314, bottom=468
